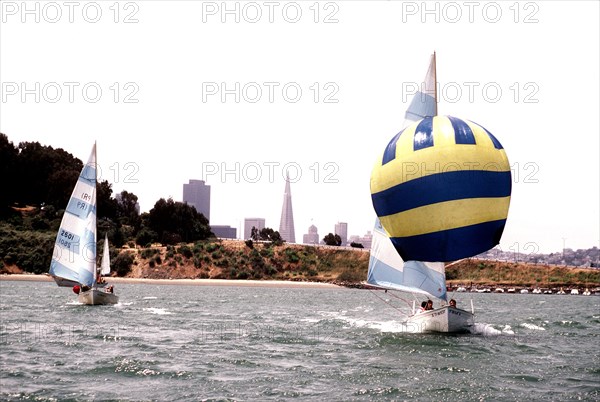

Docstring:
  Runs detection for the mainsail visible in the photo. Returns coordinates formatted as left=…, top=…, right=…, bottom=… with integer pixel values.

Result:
left=49, top=144, right=97, bottom=288
left=100, top=233, right=111, bottom=276
left=367, top=53, right=447, bottom=301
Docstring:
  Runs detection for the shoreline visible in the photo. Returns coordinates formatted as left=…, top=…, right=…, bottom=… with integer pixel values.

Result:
left=0, top=274, right=341, bottom=289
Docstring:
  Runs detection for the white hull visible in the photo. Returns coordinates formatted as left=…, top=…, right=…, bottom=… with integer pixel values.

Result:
left=406, top=306, right=474, bottom=333
left=78, top=288, right=119, bottom=305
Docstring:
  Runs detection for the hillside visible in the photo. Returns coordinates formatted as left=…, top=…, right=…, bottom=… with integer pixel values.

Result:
left=2, top=233, right=599, bottom=289
left=106, top=240, right=370, bottom=286
left=73, top=240, right=600, bottom=288
left=445, top=259, right=600, bottom=289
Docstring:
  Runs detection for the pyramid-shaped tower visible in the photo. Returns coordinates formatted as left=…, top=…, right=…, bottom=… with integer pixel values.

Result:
left=278, top=175, right=296, bottom=243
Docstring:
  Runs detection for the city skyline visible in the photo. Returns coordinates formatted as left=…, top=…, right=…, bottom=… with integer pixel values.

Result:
left=2, top=2, right=598, bottom=255
left=181, top=175, right=370, bottom=243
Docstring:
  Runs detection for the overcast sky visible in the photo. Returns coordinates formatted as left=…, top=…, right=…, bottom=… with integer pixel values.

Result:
left=1, top=1, right=598, bottom=254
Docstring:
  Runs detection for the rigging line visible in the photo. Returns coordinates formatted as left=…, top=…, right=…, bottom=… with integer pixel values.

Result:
left=368, top=289, right=408, bottom=314
left=385, top=290, right=416, bottom=308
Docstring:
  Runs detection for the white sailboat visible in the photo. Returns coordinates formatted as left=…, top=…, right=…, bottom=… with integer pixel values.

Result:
left=49, top=143, right=119, bottom=305
left=367, top=53, right=475, bottom=333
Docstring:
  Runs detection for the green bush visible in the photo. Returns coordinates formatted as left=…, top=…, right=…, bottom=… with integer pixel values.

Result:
left=114, top=251, right=134, bottom=276
left=136, top=228, right=157, bottom=246
left=141, top=248, right=159, bottom=259
left=285, top=248, right=299, bottom=263
left=178, top=245, right=193, bottom=259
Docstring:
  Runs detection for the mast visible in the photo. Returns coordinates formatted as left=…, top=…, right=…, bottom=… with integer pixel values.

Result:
left=433, top=51, right=438, bottom=117
left=93, top=141, right=98, bottom=284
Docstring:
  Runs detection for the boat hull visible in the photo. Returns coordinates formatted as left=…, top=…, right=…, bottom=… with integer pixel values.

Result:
left=51, top=276, right=80, bottom=288
left=406, top=306, right=474, bottom=333
left=78, top=288, right=119, bottom=305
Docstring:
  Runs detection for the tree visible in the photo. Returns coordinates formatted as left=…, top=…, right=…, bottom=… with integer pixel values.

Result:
left=97, top=180, right=118, bottom=222
left=116, top=190, right=141, bottom=229
left=323, top=233, right=342, bottom=246
left=251, top=227, right=284, bottom=245
left=14, top=141, right=82, bottom=208
left=146, top=198, right=212, bottom=244
left=0, top=134, right=18, bottom=217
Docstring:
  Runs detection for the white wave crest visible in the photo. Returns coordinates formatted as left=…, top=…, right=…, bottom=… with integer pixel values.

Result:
left=143, top=307, right=172, bottom=315
left=521, top=323, right=545, bottom=331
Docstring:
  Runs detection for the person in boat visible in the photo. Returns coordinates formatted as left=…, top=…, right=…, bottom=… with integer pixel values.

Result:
left=81, top=285, right=90, bottom=292
left=97, top=275, right=105, bottom=284
left=425, top=300, right=433, bottom=310
left=106, top=285, right=114, bottom=293
left=416, top=301, right=427, bottom=313
left=449, top=299, right=456, bottom=308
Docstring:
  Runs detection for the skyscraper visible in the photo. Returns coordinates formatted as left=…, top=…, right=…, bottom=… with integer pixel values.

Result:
left=183, top=180, right=211, bottom=221
left=334, top=222, right=348, bottom=246
left=303, top=224, right=319, bottom=245
left=244, top=218, right=265, bottom=240
left=278, top=176, right=295, bottom=243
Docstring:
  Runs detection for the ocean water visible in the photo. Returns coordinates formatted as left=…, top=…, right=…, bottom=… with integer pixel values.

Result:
left=1, top=280, right=599, bottom=401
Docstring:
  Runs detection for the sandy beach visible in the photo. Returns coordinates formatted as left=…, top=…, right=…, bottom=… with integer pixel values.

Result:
left=0, top=274, right=340, bottom=289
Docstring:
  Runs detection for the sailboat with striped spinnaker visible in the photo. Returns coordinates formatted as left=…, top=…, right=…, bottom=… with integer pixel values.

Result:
left=367, top=53, right=512, bottom=332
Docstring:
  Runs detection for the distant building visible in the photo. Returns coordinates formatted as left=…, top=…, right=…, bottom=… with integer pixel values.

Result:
left=211, top=225, right=236, bottom=239
left=349, top=231, right=373, bottom=249
left=183, top=179, right=211, bottom=222
left=278, top=176, right=296, bottom=243
left=303, top=224, right=319, bottom=245
left=244, top=218, right=265, bottom=240
left=334, top=222, right=348, bottom=246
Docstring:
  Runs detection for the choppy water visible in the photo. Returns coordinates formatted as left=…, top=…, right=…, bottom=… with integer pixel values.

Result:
left=1, top=280, right=599, bottom=401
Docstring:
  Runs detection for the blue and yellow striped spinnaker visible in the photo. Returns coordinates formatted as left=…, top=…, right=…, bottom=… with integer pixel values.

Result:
left=370, top=115, right=511, bottom=262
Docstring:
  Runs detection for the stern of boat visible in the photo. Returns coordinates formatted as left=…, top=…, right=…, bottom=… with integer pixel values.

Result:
left=407, top=306, right=474, bottom=333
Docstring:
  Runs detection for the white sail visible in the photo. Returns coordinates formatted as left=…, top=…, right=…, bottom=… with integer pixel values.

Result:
left=100, top=233, right=110, bottom=275
left=367, top=52, right=447, bottom=301
left=49, top=144, right=97, bottom=288
left=367, top=219, right=447, bottom=300
left=404, top=52, right=437, bottom=124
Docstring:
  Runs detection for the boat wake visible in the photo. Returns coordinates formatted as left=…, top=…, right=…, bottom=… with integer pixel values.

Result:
left=520, top=323, right=545, bottom=331
left=471, top=323, right=515, bottom=336
left=322, top=311, right=424, bottom=334
left=143, top=308, right=172, bottom=315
